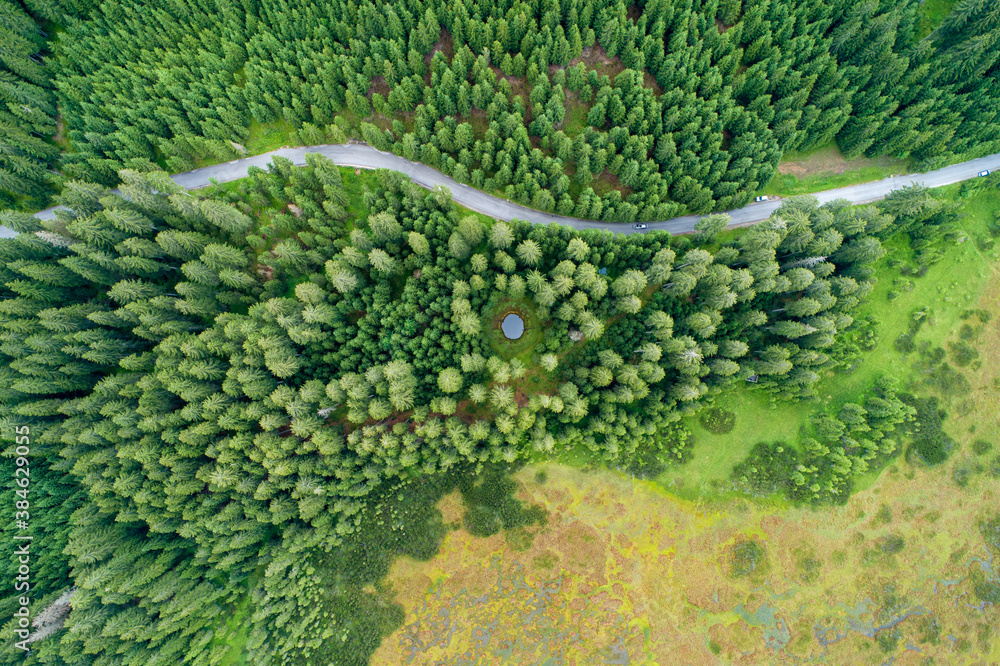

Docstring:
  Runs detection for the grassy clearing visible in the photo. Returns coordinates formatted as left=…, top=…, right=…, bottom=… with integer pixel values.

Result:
left=822, top=184, right=999, bottom=408
left=245, top=118, right=301, bottom=155
left=484, top=297, right=545, bottom=363
left=917, top=0, right=958, bottom=39
left=561, top=94, right=590, bottom=136
left=762, top=142, right=911, bottom=198
left=657, top=386, right=812, bottom=500
left=210, top=587, right=253, bottom=666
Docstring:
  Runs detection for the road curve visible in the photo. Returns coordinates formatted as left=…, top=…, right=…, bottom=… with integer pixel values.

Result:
left=16, top=144, right=1000, bottom=239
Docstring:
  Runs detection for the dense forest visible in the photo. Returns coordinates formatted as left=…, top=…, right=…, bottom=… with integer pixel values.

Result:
left=0, top=150, right=957, bottom=662
left=0, top=0, right=88, bottom=210
left=0, top=0, right=996, bottom=663
left=3, top=0, right=1000, bottom=216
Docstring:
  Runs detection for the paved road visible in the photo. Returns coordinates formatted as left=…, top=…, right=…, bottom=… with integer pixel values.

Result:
left=16, top=144, right=1000, bottom=239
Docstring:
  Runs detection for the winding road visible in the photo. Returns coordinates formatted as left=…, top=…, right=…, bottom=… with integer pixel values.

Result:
left=17, top=144, right=1000, bottom=239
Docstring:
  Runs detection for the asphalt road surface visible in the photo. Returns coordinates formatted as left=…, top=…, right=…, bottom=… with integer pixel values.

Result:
left=17, top=144, right=1000, bottom=239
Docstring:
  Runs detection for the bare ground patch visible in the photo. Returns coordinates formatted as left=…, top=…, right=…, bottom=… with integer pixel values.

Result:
left=777, top=143, right=904, bottom=178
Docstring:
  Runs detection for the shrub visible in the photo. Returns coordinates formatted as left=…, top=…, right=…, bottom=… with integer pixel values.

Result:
left=971, top=440, right=992, bottom=456
left=879, top=533, right=906, bottom=554
left=894, top=333, right=915, bottom=354
left=699, top=407, right=737, bottom=434
left=948, top=340, right=979, bottom=367
left=729, top=538, right=768, bottom=578
left=624, top=424, right=693, bottom=478
left=952, top=466, right=972, bottom=487
left=732, top=442, right=799, bottom=496
left=901, top=394, right=955, bottom=466
left=459, top=466, right=547, bottom=538
left=980, top=514, right=1000, bottom=556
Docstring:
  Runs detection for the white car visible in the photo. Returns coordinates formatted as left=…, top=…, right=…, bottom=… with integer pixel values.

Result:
left=755, top=195, right=769, bottom=202
left=633, top=223, right=647, bottom=230
left=979, top=170, right=991, bottom=177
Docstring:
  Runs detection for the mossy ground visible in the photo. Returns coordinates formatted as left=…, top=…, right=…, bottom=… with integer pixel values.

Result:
left=917, top=0, right=959, bottom=39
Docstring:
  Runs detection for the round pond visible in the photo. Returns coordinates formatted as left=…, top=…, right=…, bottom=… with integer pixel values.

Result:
left=500, top=313, right=524, bottom=340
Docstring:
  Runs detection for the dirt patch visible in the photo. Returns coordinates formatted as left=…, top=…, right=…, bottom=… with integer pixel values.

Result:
left=777, top=144, right=902, bottom=178
left=424, top=28, right=455, bottom=66
left=591, top=170, right=634, bottom=199
left=367, top=76, right=390, bottom=99
left=570, top=45, right=626, bottom=82
left=643, top=70, right=664, bottom=96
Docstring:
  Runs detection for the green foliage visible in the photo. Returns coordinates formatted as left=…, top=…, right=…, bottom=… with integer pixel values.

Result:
left=733, top=376, right=915, bottom=504
left=459, top=465, right=547, bottom=538
left=971, top=571, right=1000, bottom=606
left=32, top=0, right=1000, bottom=221
left=699, top=407, right=736, bottom=434
left=0, top=156, right=927, bottom=660
left=728, top=538, right=768, bottom=579
left=980, top=514, right=1000, bottom=558
left=731, top=442, right=800, bottom=497
left=947, top=340, right=979, bottom=367
left=971, top=440, right=992, bottom=456
left=901, top=393, right=955, bottom=466
left=622, top=422, right=693, bottom=479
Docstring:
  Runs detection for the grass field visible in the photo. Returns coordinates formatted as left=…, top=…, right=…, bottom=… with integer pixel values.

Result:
left=762, top=142, right=912, bottom=198
left=211, top=587, right=253, bottom=666
left=658, top=387, right=811, bottom=502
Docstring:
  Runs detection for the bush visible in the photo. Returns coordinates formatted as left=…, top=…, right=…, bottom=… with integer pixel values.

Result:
left=894, top=333, right=915, bottom=354
left=901, top=394, right=955, bottom=466
left=971, top=440, right=992, bottom=456
left=699, top=407, right=736, bottom=434
left=459, top=465, right=547, bottom=538
left=729, top=538, right=768, bottom=578
left=953, top=466, right=972, bottom=487
left=980, top=514, right=1000, bottom=556
left=732, top=442, right=799, bottom=496
left=948, top=340, right=979, bottom=367
left=624, top=424, right=693, bottom=478
left=958, top=308, right=991, bottom=324
left=879, top=534, right=906, bottom=554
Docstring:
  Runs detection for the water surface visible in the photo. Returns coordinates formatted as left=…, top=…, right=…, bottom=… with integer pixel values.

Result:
left=501, top=313, right=524, bottom=340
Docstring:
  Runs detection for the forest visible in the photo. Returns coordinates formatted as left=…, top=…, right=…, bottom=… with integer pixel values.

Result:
left=2, top=0, right=1000, bottom=216
left=0, top=150, right=966, bottom=662
left=1, top=0, right=998, bottom=663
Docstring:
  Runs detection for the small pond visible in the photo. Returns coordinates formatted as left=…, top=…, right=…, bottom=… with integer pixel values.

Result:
left=500, top=313, right=525, bottom=340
